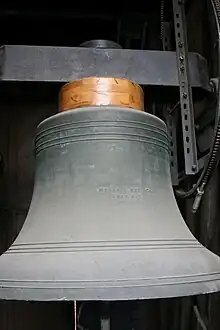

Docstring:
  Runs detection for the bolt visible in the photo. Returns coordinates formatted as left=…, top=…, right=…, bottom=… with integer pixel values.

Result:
left=178, top=41, right=183, bottom=48
left=192, top=165, right=197, bottom=172
left=182, top=92, right=187, bottom=99
left=179, top=55, right=184, bottom=62
left=180, top=65, right=185, bottom=72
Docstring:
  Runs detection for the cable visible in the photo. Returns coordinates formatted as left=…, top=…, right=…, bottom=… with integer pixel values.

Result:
left=77, top=303, right=85, bottom=330
left=193, top=306, right=208, bottom=330
left=175, top=0, right=220, bottom=212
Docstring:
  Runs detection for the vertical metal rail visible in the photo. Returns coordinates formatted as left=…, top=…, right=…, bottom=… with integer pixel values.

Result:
left=161, top=18, right=179, bottom=185
left=165, top=109, right=179, bottom=185
left=172, top=0, right=199, bottom=175
left=74, top=301, right=77, bottom=330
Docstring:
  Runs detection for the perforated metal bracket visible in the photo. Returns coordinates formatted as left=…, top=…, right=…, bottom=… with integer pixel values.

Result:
left=165, top=110, right=179, bottom=185
left=172, top=0, right=199, bottom=175
left=162, top=20, right=179, bottom=185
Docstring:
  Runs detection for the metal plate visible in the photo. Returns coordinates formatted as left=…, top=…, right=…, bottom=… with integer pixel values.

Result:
left=0, top=45, right=210, bottom=90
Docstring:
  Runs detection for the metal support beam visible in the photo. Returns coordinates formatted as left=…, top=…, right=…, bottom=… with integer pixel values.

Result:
left=173, top=0, right=199, bottom=174
left=0, top=45, right=210, bottom=90
left=165, top=110, right=179, bottom=185
left=161, top=20, right=179, bottom=185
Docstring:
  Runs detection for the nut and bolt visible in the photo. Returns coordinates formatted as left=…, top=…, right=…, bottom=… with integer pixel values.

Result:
left=180, top=65, right=185, bottom=72
left=178, top=41, right=183, bottom=48
left=182, top=92, right=187, bottom=99
left=179, top=55, right=184, bottom=62
left=191, top=165, right=197, bottom=172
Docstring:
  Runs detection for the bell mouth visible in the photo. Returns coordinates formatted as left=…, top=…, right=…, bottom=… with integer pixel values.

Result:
left=59, top=77, right=144, bottom=112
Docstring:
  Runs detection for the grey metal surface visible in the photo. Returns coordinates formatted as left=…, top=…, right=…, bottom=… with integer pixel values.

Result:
left=0, top=45, right=210, bottom=89
left=173, top=0, right=199, bottom=174
left=0, top=107, right=220, bottom=301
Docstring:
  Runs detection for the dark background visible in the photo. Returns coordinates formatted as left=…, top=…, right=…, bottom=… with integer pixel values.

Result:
left=0, top=1, right=220, bottom=329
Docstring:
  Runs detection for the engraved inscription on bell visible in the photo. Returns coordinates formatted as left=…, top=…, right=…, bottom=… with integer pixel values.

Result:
left=97, top=185, right=144, bottom=201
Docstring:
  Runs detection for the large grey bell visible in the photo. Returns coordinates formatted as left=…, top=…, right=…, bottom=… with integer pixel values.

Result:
left=0, top=106, right=220, bottom=301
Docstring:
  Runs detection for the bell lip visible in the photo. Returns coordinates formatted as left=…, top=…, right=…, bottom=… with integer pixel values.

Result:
left=0, top=242, right=220, bottom=301
left=37, top=106, right=167, bottom=132
left=0, top=276, right=220, bottom=301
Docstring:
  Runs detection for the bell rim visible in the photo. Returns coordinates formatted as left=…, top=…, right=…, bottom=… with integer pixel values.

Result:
left=1, top=242, right=220, bottom=301
left=0, top=273, right=220, bottom=301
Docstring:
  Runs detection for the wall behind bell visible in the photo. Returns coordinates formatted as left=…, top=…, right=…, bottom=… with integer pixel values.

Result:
left=0, top=89, right=76, bottom=330
left=0, top=94, right=57, bottom=253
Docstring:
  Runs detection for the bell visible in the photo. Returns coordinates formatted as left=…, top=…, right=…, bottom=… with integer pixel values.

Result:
left=0, top=77, right=220, bottom=302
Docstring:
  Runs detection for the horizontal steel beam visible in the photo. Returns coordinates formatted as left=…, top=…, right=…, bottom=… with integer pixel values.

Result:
left=0, top=45, right=210, bottom=90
